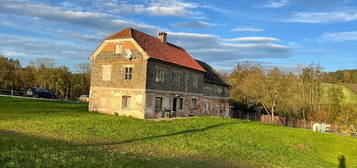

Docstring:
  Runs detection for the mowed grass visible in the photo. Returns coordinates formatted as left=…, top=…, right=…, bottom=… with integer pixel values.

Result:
left=0, top=97, right=356, bottom=168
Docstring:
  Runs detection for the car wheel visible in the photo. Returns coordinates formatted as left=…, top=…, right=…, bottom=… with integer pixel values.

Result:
left=34, top=94, right=39, bottom=98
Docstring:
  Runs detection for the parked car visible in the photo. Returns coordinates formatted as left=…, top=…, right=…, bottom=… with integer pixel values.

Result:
left=78, top=95, right=89, bottom=103
left=26, top=88, right=57, bottom=99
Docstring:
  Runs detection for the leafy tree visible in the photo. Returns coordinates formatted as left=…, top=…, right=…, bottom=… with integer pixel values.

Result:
left=325, top=85, right=344, bottom=122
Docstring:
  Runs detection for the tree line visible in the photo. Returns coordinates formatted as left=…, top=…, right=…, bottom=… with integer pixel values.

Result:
left=0, top=55, right=90, bottom=100
left=227, top=62, right=356, bottom=135
left=322, top=69, right=357, bottom=83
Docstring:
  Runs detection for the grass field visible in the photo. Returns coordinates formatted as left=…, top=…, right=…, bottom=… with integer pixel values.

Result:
left=0, top=97, right=356, bottom=168
left=343, top=83, right=357, bottom=93
left=323, top=83, right=357, bottom=112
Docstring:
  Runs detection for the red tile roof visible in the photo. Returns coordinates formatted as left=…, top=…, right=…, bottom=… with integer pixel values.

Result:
left=107, top=28, right=206, bottom=72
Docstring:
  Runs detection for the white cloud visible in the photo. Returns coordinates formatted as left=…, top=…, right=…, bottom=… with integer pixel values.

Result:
left=222, top=43, right=290, bottom=50
left=166, top=32, right=291, bottom=63
left=321, top=31, right=357, bottom=42
left=88, top=0, right=201, bottom=17
left=263, top=0, right=288, bottom=8
left=174, top=21, right=217, bottom=28
left=0, top=0, right=164, bottom=34
left=224, top=37, right=279, bottom=43
left=231, top=27, right=265, bottom=32
left=0, top=0, right=293, bottom=71
left=0, top=34, right=91, bottom=59
left=288, top=11, right=357, bottom=23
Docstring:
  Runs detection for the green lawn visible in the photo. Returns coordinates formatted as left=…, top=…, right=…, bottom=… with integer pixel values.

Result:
left=0, top=97, right=356, bottom=168
left=324, top=83, right=357, bottom=111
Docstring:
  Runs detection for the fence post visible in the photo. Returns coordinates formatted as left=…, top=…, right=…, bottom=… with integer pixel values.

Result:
left=247, top=112, right=249, bottom=121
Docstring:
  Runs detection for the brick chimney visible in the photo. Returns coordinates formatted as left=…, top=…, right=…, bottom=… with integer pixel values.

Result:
left=158, top=32, right=167, bottom=44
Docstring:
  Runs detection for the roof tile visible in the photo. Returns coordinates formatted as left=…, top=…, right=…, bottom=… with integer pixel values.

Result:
left=107, top=28, right=206, bottom=72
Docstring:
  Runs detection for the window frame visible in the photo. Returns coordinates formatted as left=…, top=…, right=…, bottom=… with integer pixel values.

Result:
left=123, top=67, right=132, bottom=80
left=204, top=100, right=209, bottom=112
left=172, top=71, right=181, bottom=86
left=154, top=97, right=163, bottom=111
left=121, top=96, right=131, bottom=109
left=193, top=76, right=199, bottom=88
left=178, top=98, right=184, bottom=110
left=191, top=98, right=197, bottom=110
left=155, top=69, right=165, bottom=82
left=114, top=43, right=122, bottom=55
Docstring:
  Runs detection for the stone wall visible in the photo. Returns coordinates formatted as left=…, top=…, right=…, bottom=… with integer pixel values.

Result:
left=146, top=59, right=204, bottom=93
left=144, top=89, right=229, bottom=119
left=89, top=40, right=147, bottom=118
left=203, top=82, right=229, bottom=97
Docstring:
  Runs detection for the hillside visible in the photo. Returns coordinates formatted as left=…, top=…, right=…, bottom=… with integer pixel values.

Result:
left=323, top=83, right=357, bottom=112
left=343, top=83, right=357, bottom=93
left=0, top=97, right=356, bottom=168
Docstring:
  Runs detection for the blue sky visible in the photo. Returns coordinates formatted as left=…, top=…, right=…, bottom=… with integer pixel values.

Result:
left=0, top=0, right=356, bottom=72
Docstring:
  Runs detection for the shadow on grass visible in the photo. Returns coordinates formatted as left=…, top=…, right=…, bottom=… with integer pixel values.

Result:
left=0, top=128, right=249, bottom=168
left=78, top=121, right=246, bottom=146
left=338, top=155, right=346, bottom=168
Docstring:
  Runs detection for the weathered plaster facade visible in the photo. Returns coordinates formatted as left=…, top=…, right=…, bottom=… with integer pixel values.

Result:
left=89, top=28, right=230, bottom=119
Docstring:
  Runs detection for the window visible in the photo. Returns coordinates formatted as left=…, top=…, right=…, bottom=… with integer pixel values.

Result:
left=102, top=65, right=112, bottom=81
left=122, top=96, right=131, bottom=109
left=218, top=104, right=224, bottom=114
left=191, top=98, right=197, bottom=110
left=193, top=76, right=199, bottom=88
left=154, top=97, right=163, bottom=111
left=204, top=100, right=209, bottom=112
left=173, top=72, right=181, bottom=85
left=155, top=69, right=165, bottom=82
left=178, top=98, right=183, bottom=110
left=115, top=43, right=122, bottom=54
left=216, top=87, right=222, bottom=94
left=123, top=67, right=132, bottom=80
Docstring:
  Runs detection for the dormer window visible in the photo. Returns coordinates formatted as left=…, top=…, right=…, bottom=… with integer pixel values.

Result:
left=115, top=43, right=122, bottom=55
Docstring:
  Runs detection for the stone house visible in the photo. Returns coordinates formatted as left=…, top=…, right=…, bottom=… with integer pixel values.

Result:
left=89, top=28, right=230, bottom=119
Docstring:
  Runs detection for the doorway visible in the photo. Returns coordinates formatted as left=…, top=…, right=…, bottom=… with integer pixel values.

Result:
left=172, top=98, right=177, bottom=117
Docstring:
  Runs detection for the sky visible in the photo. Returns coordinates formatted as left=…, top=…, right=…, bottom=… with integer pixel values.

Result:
left=0, top=0, right=356, bottom=72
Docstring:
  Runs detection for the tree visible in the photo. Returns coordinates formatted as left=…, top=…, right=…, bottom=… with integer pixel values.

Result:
left=298, top=64, right=323, bottom=120
left=325, top=85, right=344, bottom=122
left=258, top=68, right=291, bottom=123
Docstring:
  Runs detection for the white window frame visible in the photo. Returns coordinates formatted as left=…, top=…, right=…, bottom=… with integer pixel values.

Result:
left=155, top=69, right=165, bottom=82
left=173, top=71, right=181, bottom=86
left=204, top=100, right=209, bottom=112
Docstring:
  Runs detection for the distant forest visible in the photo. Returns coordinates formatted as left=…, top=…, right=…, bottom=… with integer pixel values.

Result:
left=322, top=69, right=357, bottom=84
